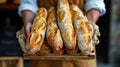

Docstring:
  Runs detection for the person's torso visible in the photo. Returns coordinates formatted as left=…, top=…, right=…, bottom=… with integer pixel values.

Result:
left=37, top=0, right=85, bottom=10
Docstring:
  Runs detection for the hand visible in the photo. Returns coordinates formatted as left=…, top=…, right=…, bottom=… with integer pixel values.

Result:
left=89, top=23, right=94, bottom=36
left=86, top=9, right=100, bottom=36
left=24, top=22, right=32, bottom=37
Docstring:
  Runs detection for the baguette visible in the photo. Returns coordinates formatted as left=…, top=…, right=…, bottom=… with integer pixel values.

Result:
left=46, top=7, right=64, bottom=55
left=70, top=5, right=93, bottom=55
left=65, top=45, right=78, bottom=55
left=78, top=22, right=93, bottom=55
left=70, top=5, right=86, bottom=30
left=57, top=0, right=76, bottom=50
left=27, top=8, right=47, bottom=54
left=39, top=41, right=51, bottom=55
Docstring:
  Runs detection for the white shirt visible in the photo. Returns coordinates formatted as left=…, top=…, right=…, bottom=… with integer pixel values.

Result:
left=18, top=0, right=106, bottom=16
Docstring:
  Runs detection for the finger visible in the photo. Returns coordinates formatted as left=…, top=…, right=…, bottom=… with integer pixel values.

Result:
left=89, top=24, right=94, bottom=36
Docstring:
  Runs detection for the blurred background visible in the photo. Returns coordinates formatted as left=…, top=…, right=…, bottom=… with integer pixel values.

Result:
left=0, top=0, right=119, bottom=67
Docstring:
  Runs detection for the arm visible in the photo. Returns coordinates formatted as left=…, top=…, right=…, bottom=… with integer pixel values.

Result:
left=22, top=10, right=35, bottom=36
left=18, top=0, right=38, bottom=36
left=85, top=0, right=106, bottom=23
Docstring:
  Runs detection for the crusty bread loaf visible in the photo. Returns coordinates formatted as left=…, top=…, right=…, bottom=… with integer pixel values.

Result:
left=70, top=5, right=86, bottom=30
left=39, top=41, right=51, bottom=55
left=57, top=0, right=76, bottom=50
left=70, top=5, right=93, bottom=55
left=27, top=8, right=47, bottom=54
left=46, top=7, right=64, bottom=55
left=65, top=45, right=78, bottom=55
left=32, top=8, right=47, bottom=30
left=78, top=22, right=93, bottom=55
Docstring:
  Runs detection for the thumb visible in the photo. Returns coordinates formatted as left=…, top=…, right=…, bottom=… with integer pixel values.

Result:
left=24, top=23, right=32, bottom=37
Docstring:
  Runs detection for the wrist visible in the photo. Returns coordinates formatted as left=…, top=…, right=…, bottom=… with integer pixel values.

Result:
left=24, top=22, right=32, bottom=26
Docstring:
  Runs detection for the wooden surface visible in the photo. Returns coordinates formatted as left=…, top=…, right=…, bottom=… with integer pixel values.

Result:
left=30, top=58, right=96, bottom=67
left=24, top=53, right=95, bottom=60
left=27, top=53, right=96, bottom=67
left=0, top=57, right=23, bottom=67
left=24, top=48, right=96, bottom=67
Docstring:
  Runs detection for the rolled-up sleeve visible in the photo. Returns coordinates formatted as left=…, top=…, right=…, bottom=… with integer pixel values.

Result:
left=18, top=0, right=38, bottom=16
left=85, top=0, right=106, bottom=16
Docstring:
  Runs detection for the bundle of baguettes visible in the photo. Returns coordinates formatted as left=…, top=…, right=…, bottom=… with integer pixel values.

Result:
left=26, top=8, right=48, bottom=54
left=46, top=7, right=64, bottom=55
left=16, top=0, right=100, bottom=56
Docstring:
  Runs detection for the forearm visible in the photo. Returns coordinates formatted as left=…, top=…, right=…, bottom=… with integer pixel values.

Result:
left=21, top=10, right=35, bottom=36
left=22, top=10, right=35, bottom=25
left=86, top=9, right=100, bottom=23
left=85, top=0, right=106, bottom=23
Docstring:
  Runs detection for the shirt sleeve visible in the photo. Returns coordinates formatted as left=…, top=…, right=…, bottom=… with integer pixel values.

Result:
left=85, top=0, right=106, bottom=16
left=18, top=0, right=38, bottom=16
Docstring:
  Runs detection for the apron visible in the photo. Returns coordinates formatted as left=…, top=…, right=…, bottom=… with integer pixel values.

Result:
left=37, top=0, right=85, bottom=11
left=30, top=0, right=96, bottom=67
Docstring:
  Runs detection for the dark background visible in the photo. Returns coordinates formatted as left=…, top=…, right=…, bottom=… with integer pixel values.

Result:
left=96, top=0, right=110, bottom=64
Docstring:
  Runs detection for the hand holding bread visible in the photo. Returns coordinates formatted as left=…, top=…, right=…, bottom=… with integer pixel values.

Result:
left=27, top=8, right=47, bottom=54
left=17, top=0, right=100, bottom=55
